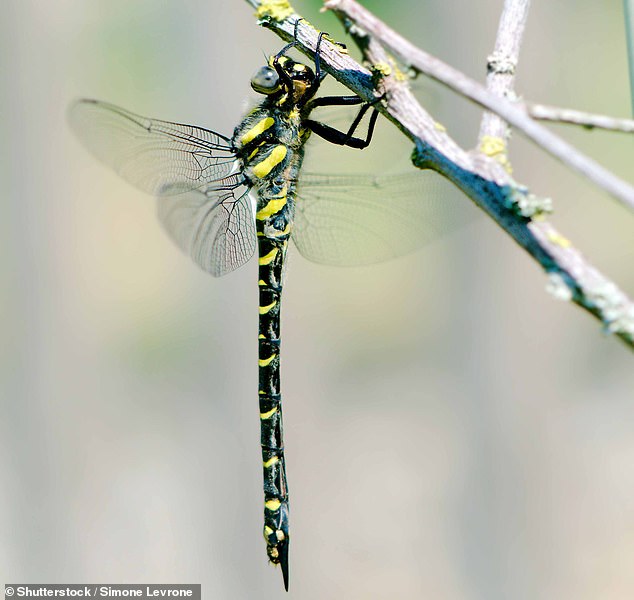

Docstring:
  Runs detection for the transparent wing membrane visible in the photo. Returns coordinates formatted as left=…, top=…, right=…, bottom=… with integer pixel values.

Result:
left=69, top=99, right=255, bottom=276
left=157, top=180, right=256, bottom=277
left=293, top=172, right=477, bottom=266
left=68, top=99, right=239, bottom=196
left=69, top=99, right=475, bottom=275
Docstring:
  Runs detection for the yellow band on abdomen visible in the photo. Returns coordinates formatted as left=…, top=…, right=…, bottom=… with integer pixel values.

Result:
left=260, top=406, right=278, bottom=419
left=259, top=354, right=277, bottom=367
left=259, top=247, right=279, bottom=266
left=265, top=499, right=281, bottom=511
left=259, top=300, right=277, bottom=314
left=256, top=187, right=288, bottom=220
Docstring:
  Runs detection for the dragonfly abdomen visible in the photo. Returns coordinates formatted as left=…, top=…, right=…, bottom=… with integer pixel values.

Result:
left=257, top=190, right=293, bottom=585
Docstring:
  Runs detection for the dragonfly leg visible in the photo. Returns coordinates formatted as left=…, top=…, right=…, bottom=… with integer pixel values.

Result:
left=270, top=20, right=306, bottom=97
left=297, top=31, right=329, bottom=105
left=274, top=18, right=303, bottom=60
left=304, top=104, right=379, bottom=149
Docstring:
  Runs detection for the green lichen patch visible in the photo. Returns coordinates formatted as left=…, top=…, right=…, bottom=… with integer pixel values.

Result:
left=507, top=186, right=553, bottom=218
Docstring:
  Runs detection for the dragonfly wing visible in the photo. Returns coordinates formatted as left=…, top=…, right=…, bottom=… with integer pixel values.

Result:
left=68, top=99, right=239, bottom=196
left=157, top=180, right=256, bottom=277
left=292, top=171, right=477, bottom=266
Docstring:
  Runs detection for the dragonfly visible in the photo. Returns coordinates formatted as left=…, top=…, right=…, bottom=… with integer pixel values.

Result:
left=69, top=27, right=470, bottom=591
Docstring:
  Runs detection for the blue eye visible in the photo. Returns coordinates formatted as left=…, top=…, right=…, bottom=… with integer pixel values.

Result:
left=251, top=66, right=280, bottom=94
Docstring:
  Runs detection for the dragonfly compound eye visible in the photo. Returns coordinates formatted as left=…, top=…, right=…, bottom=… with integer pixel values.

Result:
left=251, top=66, right=280, bottom=95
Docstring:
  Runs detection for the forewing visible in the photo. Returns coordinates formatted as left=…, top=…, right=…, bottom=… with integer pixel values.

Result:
left=157, top=179, right=256, bottom=277
left=68, top=99, right=238, bottom=196
left=293, top=172, right=477, bottom=266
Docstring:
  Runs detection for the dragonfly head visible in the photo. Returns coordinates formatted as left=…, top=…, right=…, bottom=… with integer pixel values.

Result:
left=251, top=55, right=317, bottom=103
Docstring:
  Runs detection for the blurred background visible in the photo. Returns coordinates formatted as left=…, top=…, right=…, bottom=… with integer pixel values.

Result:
left=2, top=0, right=634, bottom=598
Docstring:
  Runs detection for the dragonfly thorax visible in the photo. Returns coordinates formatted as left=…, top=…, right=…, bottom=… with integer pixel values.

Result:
left=232, top=101, right=307, bottom=188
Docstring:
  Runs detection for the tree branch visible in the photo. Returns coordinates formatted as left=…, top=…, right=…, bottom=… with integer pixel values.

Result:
left=624, top=0, right=634, bottom=115
left=527, top=103, right=634, bottom=133
left=244, top=0, right=634, bottom=349
left=477, top=0, right=634, bottom=345
left=478, top=0, right=532, bottom=144
left=324, top=0, right=634, bottom=215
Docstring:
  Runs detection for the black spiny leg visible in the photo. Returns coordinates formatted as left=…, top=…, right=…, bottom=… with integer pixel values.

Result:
left=270, top=20, right=304, bottom=97
left=300, top=31, right=327, bottom=105
left=276, top=18, right=302, bottom=58
left=302, top=29, right=382, bottom=148
left=304, top=100, right=379, bottom=149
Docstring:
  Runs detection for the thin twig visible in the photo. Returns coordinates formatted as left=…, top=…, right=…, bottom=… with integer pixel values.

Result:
left=478, top=0, right=532, bottom=144
left=624, top=0, right=634, bottom=115
left=243, top=0, right=634, bottom=348
left=324, top=0, right=634, bottom=215
left=528, top=103, right=634, bottom=133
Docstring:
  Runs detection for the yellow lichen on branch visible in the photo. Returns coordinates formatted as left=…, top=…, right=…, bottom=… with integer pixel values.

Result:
left=256, top=0, right=294, bottom=21
left=479, top=134, right=512, bottom=173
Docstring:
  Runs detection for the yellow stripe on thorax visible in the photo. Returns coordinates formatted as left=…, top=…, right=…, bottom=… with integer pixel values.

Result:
left=263, top=456, right=279, bottom=468
left=241, top=117, right=274, bottom=145
left=256, top=186, right=287, bottom=220
left=248, top=146, right=262, bottom=160
left=252, top=144, right=287, bottom=178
